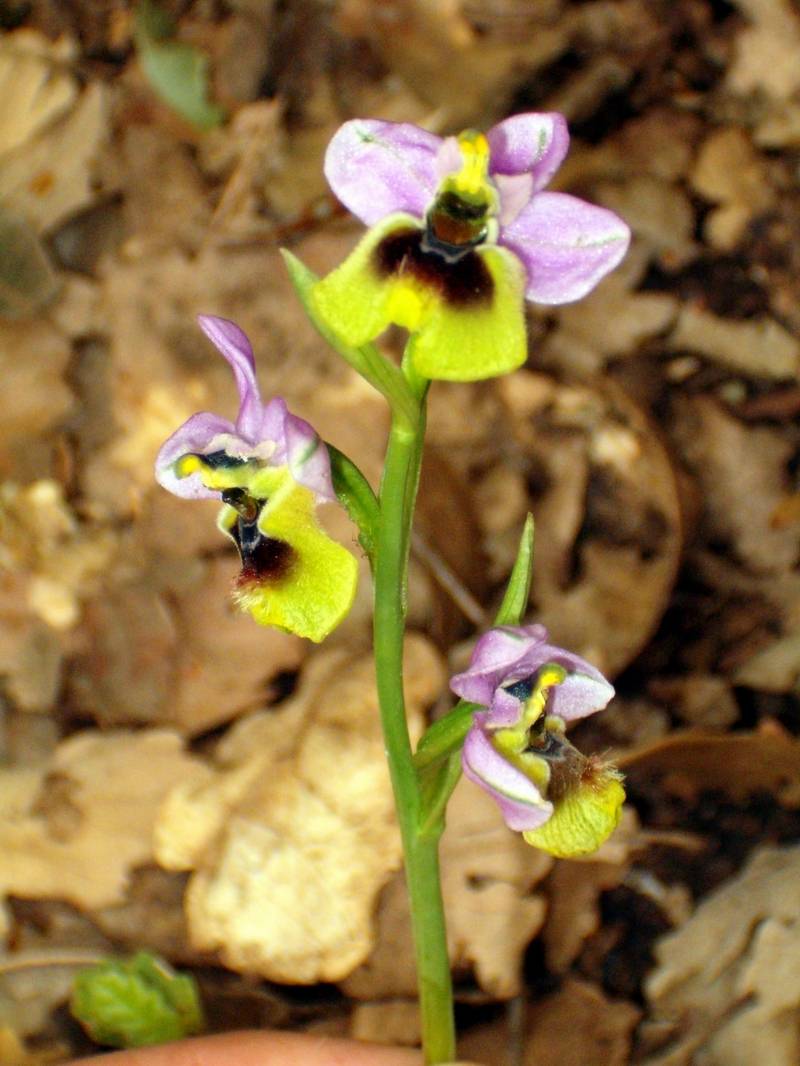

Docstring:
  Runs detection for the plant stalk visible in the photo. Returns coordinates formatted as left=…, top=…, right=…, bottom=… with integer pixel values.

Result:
left=373, top=388, right=456, bottom=1064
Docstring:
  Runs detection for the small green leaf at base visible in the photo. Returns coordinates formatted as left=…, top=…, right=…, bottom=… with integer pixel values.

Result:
left=70, top=951, right=205, bottom=1049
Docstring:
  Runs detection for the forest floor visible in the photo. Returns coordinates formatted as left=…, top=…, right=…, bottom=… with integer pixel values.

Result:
left=0, top=1, right=799, bottom=1063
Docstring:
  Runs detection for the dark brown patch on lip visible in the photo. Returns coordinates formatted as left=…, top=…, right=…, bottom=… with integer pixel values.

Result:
left=373, top=226, right=493, bottom=308
left=228, top=511, right=296, bottom=585
left=527, top=731, right=587, bottom=802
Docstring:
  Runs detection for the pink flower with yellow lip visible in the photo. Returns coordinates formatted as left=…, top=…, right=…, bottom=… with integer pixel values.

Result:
left=312, top=115, right=630, bottom=382
left=450, top=624, right=625, bottom=857
left=155, top=315, right=358, bottom=642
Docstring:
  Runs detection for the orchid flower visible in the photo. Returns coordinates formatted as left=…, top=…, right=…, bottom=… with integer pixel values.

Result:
left=450, top=624, right=624, bottom=857
left=312, top=115, right=630, bottom=382
left=155, top=315, right=358, bottom=642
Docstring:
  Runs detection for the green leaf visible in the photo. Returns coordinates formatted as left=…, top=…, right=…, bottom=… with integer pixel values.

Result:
left=418, top=751, right=463, bottom=839
left=494, top=512, right=534, bottom=626
left=281, top=249, right=418, bottom=427
left=135, top=1, right=225, bottom=131
left=0, top=209, right=58, bottom=319
left=326, top=442, right=379, bottom=565
left=414, top=700, right=479, bottom=772
left=70, top=951, right=205, bottom=1048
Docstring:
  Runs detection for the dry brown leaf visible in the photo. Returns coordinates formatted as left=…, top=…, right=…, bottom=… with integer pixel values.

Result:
left=0, top=82, right=108, bottom=234
left=543, top=243, right=678, bottom=375
left=543, top=851, right=632, bottom=974
left=0, top=320, right=72, bottom=469
left=442, top=780, right=552, bottom=997
left=495, top=372, right=683, bottom=676
left=350, top=1001, right=421, bottom=1047
left=727, top=0, right=800, bottom=101
left=525, top=980, right=640, bottom=1066
left=733, top=631, right=800, bottom=692
left=0, top=480, right=114, bottom=631
left=598, top=695, right=671, bottom=748
left=0, top=31, right=77, bottom=155
left=154, top=637, right=443, bottom=983
left=0, top=481, right=115, bottom=713
left=115, top=124, right=211, bottom=251
left=69, top=550, right=307, bottom=734
left=644, top=845, right=800, bottom=1066
left=686, top=553, right=800, bottom=684
left=596, top=176, right=696, bottom=269
left=0, top=730, right=206, bottom=937
left=648, top=674, right=739, bottom=730
left=92, top=866, right=193, bottom=962
left=340, top=874, right=417, bottom=1000
left=620, top=727, right=800, bottom=807
left=0, top=1027, right=65, bottom=1065
left=670, top=396, right=798, bottom=573
left=690, top=128, right=772, bottom=251
left=0, top=574, right=61, bottom=713
left=337, top=0, right=568, bottom=126
left=670, top=307, right=800, bottom=381
left=344, top=777, right=553, bottom=1001
left=458, top=980, right=639, bottom=1066
left=412, top=452, right=490, bottom=642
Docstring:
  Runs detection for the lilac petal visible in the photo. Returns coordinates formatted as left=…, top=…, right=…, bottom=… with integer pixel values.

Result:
left=487, top=113, right=570, bottom=191
left=451, top=623, right=615, bottom=722
left=434, top=135, right=462, bottom=180
left=324, top=119, right=441, bottom=226
left=462, top=722, right=553, bottom=832
left=450, top=624, right=549, bottom=705
left=546, top=663, right=615, bottom=721
left=257, top=396, right=289, bottom=461
left=483, top=648, right=614, bottom=724
left=154, top=411, right=237, bottom=499
left=197, top=315, right=264, bottom=442
left=500, top=191, right=631, bottom=304
left=284, top=409, right=335, bottom=502
left=483, top=686, right=526, bottom=728
left=494, top=172, right=534, bottom=227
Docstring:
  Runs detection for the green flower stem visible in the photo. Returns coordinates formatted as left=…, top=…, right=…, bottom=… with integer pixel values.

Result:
left=373, top=382, right=455, bottom=1065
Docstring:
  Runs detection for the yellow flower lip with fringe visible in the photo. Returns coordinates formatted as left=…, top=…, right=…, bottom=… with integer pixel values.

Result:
left=450, top=624, right=624, bottom=857
left=155, top=316, right=358, bottom=643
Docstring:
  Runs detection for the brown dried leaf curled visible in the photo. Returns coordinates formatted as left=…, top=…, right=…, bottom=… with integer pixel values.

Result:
left=155, top=637, right=444, bottom=983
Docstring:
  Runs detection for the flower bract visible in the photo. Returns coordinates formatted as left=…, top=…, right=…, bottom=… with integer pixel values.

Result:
left=312, top=115, right=631, bottom=382
left=155, top=315, right=358, bottom=642
left=450, top=624, right=624, bottom=857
